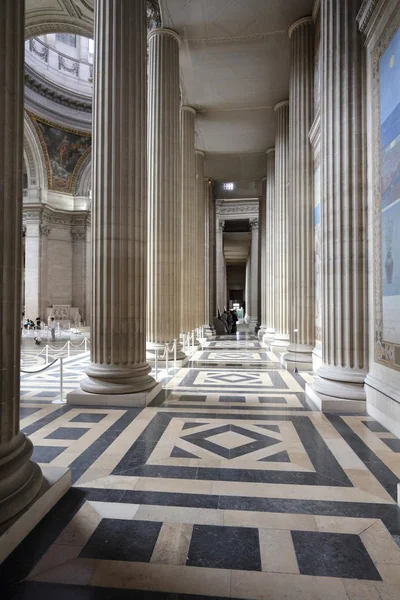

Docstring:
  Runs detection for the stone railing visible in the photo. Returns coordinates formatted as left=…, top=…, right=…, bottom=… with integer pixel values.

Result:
left=27, top=38, right=93, bottom=82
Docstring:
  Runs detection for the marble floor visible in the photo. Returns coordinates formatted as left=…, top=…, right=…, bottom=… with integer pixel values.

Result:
left=2, top=332, right=400, bottom=599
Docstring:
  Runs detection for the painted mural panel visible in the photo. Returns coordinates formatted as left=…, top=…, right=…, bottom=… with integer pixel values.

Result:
left=29, top=113, right=91, bottom=194
left=380, top=28, right=400, bottom=345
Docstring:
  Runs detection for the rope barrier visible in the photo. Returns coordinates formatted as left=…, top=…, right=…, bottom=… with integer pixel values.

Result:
left=20, top=357, right=59, bottom=374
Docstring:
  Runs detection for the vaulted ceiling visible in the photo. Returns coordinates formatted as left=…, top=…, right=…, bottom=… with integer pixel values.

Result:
left=25, top=0, right=315, bottom=183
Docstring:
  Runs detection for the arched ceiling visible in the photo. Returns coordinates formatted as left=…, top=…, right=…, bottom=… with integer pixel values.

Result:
left=26, top=0, right=315, bottom=182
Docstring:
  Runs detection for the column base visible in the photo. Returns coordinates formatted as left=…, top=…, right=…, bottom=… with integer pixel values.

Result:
left=146, top=342, right=187, bottom=362
left=81, top=362, right=156, bottom=395
left=262, top=328, right=275, bottom=344
left=270, top=332, right=290, bottom=349
left=0, top=433, right=43, bottom=525
left=147, top=354, right=189, bottom=368
left=248, top=317, right=258, bottom=332
left=0, top=465, right=71, bottom=563
left=258, top=325, right=267, bottom=339
left=305, top=364, right=367, bottom=412
left=203, top=325, right=214, bottom=338
left=283, top=344, right=313, bottom=371
left=67, top=381, right=162, bottom=407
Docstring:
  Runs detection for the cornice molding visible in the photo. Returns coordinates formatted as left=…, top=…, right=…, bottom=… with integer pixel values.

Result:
left=274, top=100, right=289, bottom=112
left=357, top=0, right=381, bottom=34
left=25, top=66, right=92, bottom=114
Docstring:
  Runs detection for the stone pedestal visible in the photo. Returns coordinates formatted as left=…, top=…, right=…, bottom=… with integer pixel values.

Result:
left=146, top=28, right=186, bottom=362
left=271, top=101, right=290, bottom=349
left=70, top=0, right=157, bottom=406
left=180, top=106, right=197, bottom=336
left=310, top=0, right=368, bottom=409
left=0, top=0, right=44, bottom=526
left=284, top=18, right=315, bottom=371
left=263, top=149, right=276, bottom=343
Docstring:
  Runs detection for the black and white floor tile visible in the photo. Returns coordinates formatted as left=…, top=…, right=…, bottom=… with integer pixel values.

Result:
left=2, top=332, right=400, bottom=599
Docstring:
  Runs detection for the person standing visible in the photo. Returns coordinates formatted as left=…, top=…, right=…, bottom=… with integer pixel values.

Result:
left=50, top=317, right=56, bottom=342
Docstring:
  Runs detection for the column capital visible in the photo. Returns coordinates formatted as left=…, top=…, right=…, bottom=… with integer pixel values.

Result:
left=288, top=16, right=314, bottom=39
left=148, top=27, right=181, bottom=45
left=266, top=147, right=275, bottom=155
left=195, top=149, right=205, bottom=157
left=274, top=100, right=289, bottom=112
left=250, top=218, right=259, bottom=231
left=181, top=105, right=196, bottom=116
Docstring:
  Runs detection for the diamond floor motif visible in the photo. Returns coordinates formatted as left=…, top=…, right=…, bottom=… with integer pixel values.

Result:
left=207, top=431, right=255, bottom=450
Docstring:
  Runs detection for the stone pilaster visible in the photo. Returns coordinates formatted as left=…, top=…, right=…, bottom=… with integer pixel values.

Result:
left=284, top=17, right=315, bottom=370
left=75, top=0, right=157, bottom=401
left=271, top=101, right=290, bottom=348
left=195, top=150, right=206, bottom=331
left=180, top=106, right=197, bottom=335
left=0, top=0, right=43, bottom=524
left=146, top=28, right=185, bottom=360
left=204, top=177, right=212, bottom=331
left=258, top=177, right=267, bottom=338
left=310, top=0, right=368, bottom=410
left=248, top=219, right=259, bottom=331
left=263, top=148, right=276, bottom=342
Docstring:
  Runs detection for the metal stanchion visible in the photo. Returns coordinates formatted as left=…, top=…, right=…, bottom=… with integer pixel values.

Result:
left=67, top=340, right=71, bottom=358
left=154, top=349, right=158, bottom=381
left=45, top=344, right=49, bottom=364
left=165, top=344, right=169, bottom=377
left=84, top=337, right=88, bottom=352
left=173, top=339, right=177, bottom=369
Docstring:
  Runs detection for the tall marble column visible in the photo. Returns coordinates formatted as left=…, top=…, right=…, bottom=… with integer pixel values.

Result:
left=263, top=148, right=276, bottom=342
left=310, top=0, right=368, bottom=409
left=284, top=18, right=315, bottom=370
left=195, top=150, right=206, bottom=331
left=248, top=219, right=259, bottom=331
left=146, top=28, right=185, bottom=361
left=271, top=101, right=290, bottom=348
left=75, top=0, right=157, bottom=401
left=258, top=177, right=267, bottom=338
left=204, top=177, right=212, bottom=331
left=180, top=106, right=197, bottom=334
left=216, top=218, right=226, bottom=312
left=0, top=0, right=43, bottom=524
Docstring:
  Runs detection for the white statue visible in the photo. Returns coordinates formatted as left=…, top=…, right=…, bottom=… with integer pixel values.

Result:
left=74, top=310, right=82, bottom=328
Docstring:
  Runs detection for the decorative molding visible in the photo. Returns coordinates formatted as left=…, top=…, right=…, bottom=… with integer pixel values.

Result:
left=146, top=0, right=162, bottom=30
left=71, top=229, right=86, bottom=241
left=217, top=203, right=259, bottom=216
left=39, top=224, right=51, bottom=237
left=22, top=226, right=27, bottom=238
left=58, top=55, right=79, bottom=76
left=218, top=220, right=225, bottom=232
left=25, top=66, right=92, bottom=114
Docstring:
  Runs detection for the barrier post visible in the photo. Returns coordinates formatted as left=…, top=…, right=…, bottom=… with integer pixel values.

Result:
left=67, top=340, right=71, bottom=358
left=59, top=357, right=64, bottom=402
left=173, top=339, right=177, bottom=370
left=84, top=337, right=88, bottom=353
left=165, top=344, right=169, bottom=377
left=154, top=349, right=158, bottom=381
left=45, top=344, right=49, bottom=365
left=191, top=330, right=194, bottom=348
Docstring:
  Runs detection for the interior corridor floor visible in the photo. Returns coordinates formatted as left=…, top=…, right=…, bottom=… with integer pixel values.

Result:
left=2, top=332, right=400, bottom=599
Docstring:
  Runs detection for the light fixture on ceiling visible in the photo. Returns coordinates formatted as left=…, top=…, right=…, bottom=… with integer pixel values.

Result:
left=224, top=182, right=234, bottom=191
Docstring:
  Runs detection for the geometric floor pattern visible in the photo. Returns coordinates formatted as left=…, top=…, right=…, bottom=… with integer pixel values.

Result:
left=2, top=331, right=400, bottom=599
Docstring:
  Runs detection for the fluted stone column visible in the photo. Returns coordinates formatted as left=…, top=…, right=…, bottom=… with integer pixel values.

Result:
left=74, top=0, right=157, bottom=403
left=216, top=219, right=226, bottom=312
left=248, top=219, right=259, bottom=331
left=204, top=177, right=213, bottom=332
left=271, top=101, right=290, bottom=348
left=258, top=177, right=267, bottom=338
left=263, top=148, right=276, bottom=342
left=310, top=0, right=368, bottom=410
left=0, top=0, right=43, bottom=524
left=180, top=106, right=197, bottom=335
left=195, top=151, right=206, bottom=332
left=284, top=18, right=315, bottom=370
left=146, top=28, right=185, bottom=361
